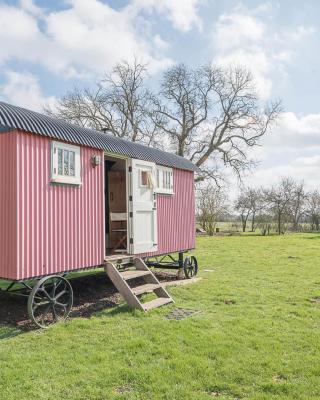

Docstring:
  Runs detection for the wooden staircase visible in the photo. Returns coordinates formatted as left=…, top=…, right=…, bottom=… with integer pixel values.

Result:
left=105, top=256, right=174, bottom=311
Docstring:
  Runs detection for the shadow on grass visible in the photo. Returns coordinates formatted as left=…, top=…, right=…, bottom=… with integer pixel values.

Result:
left=0, top=270, right=177, bottom=333
left=0, top=326, right=24, bottom=340
left=102, top=304, right=133, bottom=317
left=0, top=273, right=122, bottom=333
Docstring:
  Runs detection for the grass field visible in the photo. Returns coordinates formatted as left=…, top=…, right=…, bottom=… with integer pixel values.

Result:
left=1, top=233, right=320, bottom=399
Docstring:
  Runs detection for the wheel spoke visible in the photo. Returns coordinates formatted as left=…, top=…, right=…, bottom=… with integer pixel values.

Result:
left=52, top=304, right=58, bottom=321
left=39, top=303, right=52, bottom=325
left=56, top=302, right=68, bottom=311
left=55, top=290, right=67, bottom=301
left=50, top=279, right=57, bottom=298
left=54, top=279, right=64, bottom=295
left=41, top=287, right=53, bottom=301
left=33, top=300, right=50, bottom=310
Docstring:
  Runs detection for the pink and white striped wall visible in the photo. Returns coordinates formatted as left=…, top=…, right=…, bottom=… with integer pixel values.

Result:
left=0, top=130, right=195, bottom=280
left=143, top=168, right=195, bottom=258
left=0, top=132, right=18, bottom=280
left=0, top=130, right=104, bottom=280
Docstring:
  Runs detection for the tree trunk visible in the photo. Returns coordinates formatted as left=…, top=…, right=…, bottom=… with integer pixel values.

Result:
left=242, top=216, right=247, bottom=232
left=251, top=212, right=256, bottom=232
left=278, top=213, right=281, bottom=235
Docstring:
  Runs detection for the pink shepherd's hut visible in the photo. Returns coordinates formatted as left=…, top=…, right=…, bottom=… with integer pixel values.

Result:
left=0, top=101, right=199, bottom=327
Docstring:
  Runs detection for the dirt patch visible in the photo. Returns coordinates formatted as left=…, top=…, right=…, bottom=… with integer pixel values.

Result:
left=224, top=299, right=236, bottom=305
left=309, top=296, right=320, bottom=304
left=272, top=374, right=287, bottom=383
left=0, top=271, right=187, bottom=329
left=113, top=384, right=134, bottom=394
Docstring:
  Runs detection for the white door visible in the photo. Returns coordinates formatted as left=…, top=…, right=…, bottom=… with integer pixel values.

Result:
left=129, top=159, right=158, bottom=254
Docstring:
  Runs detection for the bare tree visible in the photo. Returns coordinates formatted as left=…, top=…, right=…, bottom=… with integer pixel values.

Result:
left=235, top=187, right=264, bottom=232
left=197, top=186, right=228, bottom=236
left=235, top=189, right=252, bottom=232
left=255, top=213, right=273, bottom=236
left=48, top=61, right=281, bottom=182
left=45, top=60, right=157, bottom=145
left=265, top=177, right=296, bottom=235
left=249, top=189, right=264, bottom=232
left=153, top=64, right=282, bottom=182
left=306, top=190, right=320, bottom=231
left=289, top=182, right=307, bottom=231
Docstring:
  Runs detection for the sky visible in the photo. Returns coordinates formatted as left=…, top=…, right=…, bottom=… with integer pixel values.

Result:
left=0, top=0, right=320, bottom=191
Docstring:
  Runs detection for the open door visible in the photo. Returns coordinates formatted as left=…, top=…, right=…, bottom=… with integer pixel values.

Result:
left=129, top=159, right=158, bottom=254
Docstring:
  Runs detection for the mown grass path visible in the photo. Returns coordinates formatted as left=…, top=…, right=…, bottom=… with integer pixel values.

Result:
left=1, top=234, right=320, bottom=399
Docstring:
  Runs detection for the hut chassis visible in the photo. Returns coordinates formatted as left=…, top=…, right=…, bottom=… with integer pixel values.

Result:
left=0, top=250, right=198, bottom=328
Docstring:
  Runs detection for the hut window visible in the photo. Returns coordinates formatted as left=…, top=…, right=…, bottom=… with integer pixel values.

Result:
left=140, top=170, right=155, bottom=188
left=51, top=141, right=81, bottom=185
left=156, top=166, right=173, bottom=194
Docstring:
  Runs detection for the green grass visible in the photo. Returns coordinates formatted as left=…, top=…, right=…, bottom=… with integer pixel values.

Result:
left=1, top=233, right=320, bottom=399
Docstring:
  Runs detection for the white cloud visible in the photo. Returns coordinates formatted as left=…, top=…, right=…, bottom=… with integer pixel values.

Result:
left=0, top=0, right=173, bottom=79
left=213, top=13, right=264, bottom=52
left=1, top=71, right=56, bottom=112
left=211, top=7, right=316, bottom=100
left=132, top=0, right=203, bottom=32
left=245, top=161, right=320, bottom=191
left=240, top=111, right=320, bottom=190
left=262, top=112, right=320, bottom=153
left=282, top=25, right=315, bottom=42
left=19, top=0, right=43, bottom=17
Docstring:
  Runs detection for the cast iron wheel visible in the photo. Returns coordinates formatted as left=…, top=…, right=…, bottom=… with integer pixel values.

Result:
left=183, top=256, right=198, bottom=279
left=27, top=275, right=73, bottom=329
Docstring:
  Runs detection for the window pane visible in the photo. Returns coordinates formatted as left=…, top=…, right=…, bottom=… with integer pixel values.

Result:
left=157, top=169, right=160, bottom=188
left=58, top=148, right=63, bottom=175
left=141, top=170, right=148, bottom=186
left=69, top=151, right=75, bottom=177
left=164, top=171, right=169, bottom=189
left=64, top=149, right=69, bottom=176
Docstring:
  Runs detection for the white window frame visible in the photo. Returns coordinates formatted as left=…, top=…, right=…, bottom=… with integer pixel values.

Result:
left=155, top=166, right=174, bottom=195
left=51, top=141, right=81, bottom=185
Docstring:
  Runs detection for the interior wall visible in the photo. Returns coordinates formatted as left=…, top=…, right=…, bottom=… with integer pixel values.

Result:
left=105, top=156, right=127, bottom=251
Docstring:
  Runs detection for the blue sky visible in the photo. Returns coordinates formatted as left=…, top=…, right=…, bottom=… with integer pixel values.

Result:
left=0, top=0, right=320, bottom=189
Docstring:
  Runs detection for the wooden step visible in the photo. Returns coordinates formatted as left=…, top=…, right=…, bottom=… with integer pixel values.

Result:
left=132, top=283, right=161, bottom=295
left=142, top=297, right=173, bottom=311
left=120, top=270, right=151, bottom=280
left=105, top=257, right=174, bottom=312
left=104, top=255, right=133, bottom=265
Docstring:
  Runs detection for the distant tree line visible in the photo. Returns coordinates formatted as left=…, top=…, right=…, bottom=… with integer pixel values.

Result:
left=197, top=177, right=320, bottom=236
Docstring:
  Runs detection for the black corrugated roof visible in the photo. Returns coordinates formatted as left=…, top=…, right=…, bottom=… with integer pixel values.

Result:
left=0, top=101, right=199, bottom=172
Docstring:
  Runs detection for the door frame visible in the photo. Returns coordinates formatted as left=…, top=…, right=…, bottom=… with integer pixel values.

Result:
left=104, top=152, right=130, bottom=256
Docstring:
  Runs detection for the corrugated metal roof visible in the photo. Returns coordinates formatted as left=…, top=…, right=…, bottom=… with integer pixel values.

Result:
left=0, top=101, right=199, bottom=172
